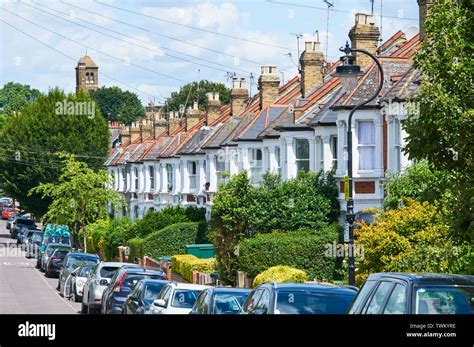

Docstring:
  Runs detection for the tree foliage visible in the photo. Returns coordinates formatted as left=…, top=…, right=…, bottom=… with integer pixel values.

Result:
left=355, top=200, right=473, bottom=286
left=164, top=80, right=230, bottom=113
left=0, top=82, right=41, bottom=117
left=89, top=86, right=145, bottom=124
left=0, top=88, right=110, bottom=215
left=384, top=159, right=451, bottom=210
left=403, top=0, right=473, bottom=239
left=209, top=171, right=340, bottom=284
left=30, top=153, right=124, bottom=251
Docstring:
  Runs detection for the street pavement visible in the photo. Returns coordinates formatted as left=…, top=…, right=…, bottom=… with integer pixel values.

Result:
left=0, top=219, right=81, bottom=314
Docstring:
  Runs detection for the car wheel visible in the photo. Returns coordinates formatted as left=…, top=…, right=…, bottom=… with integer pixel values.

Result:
left=88, top=305, right=98, bottom=315
left=81, top=302, right=88, bottom=314
left=45, top=270, right=50, bottom=278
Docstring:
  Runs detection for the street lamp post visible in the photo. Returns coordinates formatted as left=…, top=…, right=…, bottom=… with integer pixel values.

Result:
left=334, top=42, right=384, bottom=286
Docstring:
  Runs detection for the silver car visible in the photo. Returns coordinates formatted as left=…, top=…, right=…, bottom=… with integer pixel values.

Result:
left=81, top=262, right=128, bottom=314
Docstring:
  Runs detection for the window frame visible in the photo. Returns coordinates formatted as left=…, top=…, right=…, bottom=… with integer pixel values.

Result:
left=188, top=161, right=197, bottom=190
left=249, top=148, right=263, bottom=185
left=295, top=138, right=310, bottom=173
left=357, top=120, right=376, bottom=171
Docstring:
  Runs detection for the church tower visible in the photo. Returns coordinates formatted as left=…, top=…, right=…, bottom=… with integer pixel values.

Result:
left=76, top=55, right=99, bottom=93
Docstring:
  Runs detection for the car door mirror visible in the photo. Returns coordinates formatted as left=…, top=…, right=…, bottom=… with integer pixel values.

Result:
left=153, top=299, right=166, bottom=308
left=129, top=295, right=139, bottom=302
left=252, top=308, right=267, bottom=315
left=70, top=272, right=76, bottom=277
left=99, top=279, right=108, bottom=286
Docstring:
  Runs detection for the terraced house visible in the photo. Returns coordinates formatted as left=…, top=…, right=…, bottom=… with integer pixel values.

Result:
left=104, top=9, right=426, bottom=221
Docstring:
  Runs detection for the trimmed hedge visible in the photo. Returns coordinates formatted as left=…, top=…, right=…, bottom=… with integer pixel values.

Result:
left=253, top=265, right=308, bottom=287
left=172, top=254, right=215, bottom=282
left=132, top=222, right=208, bottom=259
left=128, top=238, right=144, bottom=259
left=238, top=226, right=338, bottom=281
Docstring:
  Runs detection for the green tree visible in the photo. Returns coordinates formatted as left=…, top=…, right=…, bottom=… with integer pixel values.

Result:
left=165, top=80, right=230, bottom=113
left=89, top=86, right=145, bottom=124
left=384, top=160, right=451, bottom=210
left=0, top=88, right=110, bottom=215
left=403, top=0, right=473, bottom=238
left=355, top=200, right=473, bottom=285
left=30, top=153, right=124, bottom=251
left=0, top=82, right=41, bottom=117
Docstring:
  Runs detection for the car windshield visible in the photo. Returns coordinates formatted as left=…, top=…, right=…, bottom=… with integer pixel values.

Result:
left=122, top=273, right=164, bottom=289
left=100, top=266, right=119, bottom=278
left=46, top=247, right=69, bottom=256
left=17, top=219, right=35, bottom=227
left=78, top=266, right=94, bottom=277
left=47, top=236, right=70, bottom=245
left=275, top=290, right=356, bottom=314
left=52, top=250, right=69, bottom=258
left=143, top=283, right=167, bottom=305
left=171, top=289, right=201, bottom=308
left=415, top=286, right=474, bottom=314
left=32, top=233, right=43, bottom=243
left=66, top=255, right=99, bottom=269
left=213, top=292, right=249, bottom=314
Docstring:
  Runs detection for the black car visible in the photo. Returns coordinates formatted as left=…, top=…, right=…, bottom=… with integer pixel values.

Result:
left=241, top=282, right=358, bottom=314
left=122, top=279, right=169, bottom=314
left=58, top=253, right=100, bottom=295
left=10, top=218, right=36, bottom=239
left=101, top=267, right=167, bottom=314
left=191, top=287, right=251, bottom=314
left=45, top=249, right=71, bottom=278
left=348, top=273, right=474, bottom=315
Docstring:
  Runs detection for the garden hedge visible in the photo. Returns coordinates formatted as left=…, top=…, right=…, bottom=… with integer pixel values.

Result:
left=171, top=254, right=215, bottom=282
left=130, top=222, right=208, bottom=259
left=253, top=265, right=308, bottom=287
left=238, top=227, right=338, bottom=281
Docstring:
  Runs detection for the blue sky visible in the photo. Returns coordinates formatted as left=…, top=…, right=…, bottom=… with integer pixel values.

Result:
left=0, top=0, right=420, bottom=104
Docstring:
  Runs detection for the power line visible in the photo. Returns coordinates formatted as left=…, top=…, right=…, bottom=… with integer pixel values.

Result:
left=0, top=17, right=161, bottom=100
left=60, top=1, right=285, bottom=73
left=23, top=1, right=254, bottom=77
left=94, top=0, right=298, bottom=52
left=1, top=8, right=189, bottom=84
left=267, top=0, right=418, bottom=21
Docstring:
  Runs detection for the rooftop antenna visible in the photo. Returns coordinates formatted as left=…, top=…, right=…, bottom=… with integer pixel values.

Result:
left=323, top=0, right=334, bottom=67
left=371, top=0, right=375, bottom=14
left=284, top=52, right=299, bottom=70
left=379, top=0, right=384, bottom=43
left=249, top=72, right=255, bottom=96
left=290, top=32, right=303, bottom=69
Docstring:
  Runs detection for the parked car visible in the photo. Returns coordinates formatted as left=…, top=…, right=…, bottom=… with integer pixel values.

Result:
left=146, top=282, right=209, bottom=315
left=240, top=282, right=358, bottom=314
left=101, top=268, right=167, bottom=314
left=2, top=207, right=16, bottom=220
left=36, top=225, right=71, bottom=270
left=58, top=253, right=100, bottom=295
left=122, top=279, right=169, bottom=314
left=82, top=262, right=134, bottom=314
left=69, top=264, right=96, bottom=302
left=348, top=273, right=474, bottom=314
left=41, top=243, right=72, bottom=272
left=18, top=227, right=41, bottom=245
left=6, top=215, right=16, bottom=230
left=10, top=217, right=36, bottom=239
left=25, top=231, right=43, bottom=258
left=191, top=287, right=251, bottom=314
left=45, top=248, right=71, bottom=278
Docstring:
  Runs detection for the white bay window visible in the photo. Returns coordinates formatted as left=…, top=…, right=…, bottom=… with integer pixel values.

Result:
left=357, top=121, right=375, bottom=170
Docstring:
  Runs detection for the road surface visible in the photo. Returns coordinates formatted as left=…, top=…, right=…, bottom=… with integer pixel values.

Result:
left=0, top=219, right=81, bottom=314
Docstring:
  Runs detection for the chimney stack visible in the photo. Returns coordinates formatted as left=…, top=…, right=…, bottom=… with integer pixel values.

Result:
left=205, top=92, right=221, bottom=125
left=185, top=100, right=200, bottom=131
left=349, top=14, right=380, bottom=70
left=258, top=65, right=280, bottom=110
left=130, top=121, right=141, bottom=142
left=153, top=112, right=167, bottom=139
left=120, top=124, right=131, bottom=145
left=167, top=111, right=181, bottom=135
left=230, top=77, right=248, bottom=117
left=417, top=0, right=434, bottom=42
left=299, top=41, right=325, bottom=98
left=139, top=119, right=152, bottom=142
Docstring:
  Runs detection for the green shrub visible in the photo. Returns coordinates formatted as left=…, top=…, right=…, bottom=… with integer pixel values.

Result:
left=128, top=238, right=144, bottom=259
left=253, top=266, right=308, bottom=288
left=133, top=206, right=206, bottom=238
left=172, top=254, right=215, bottom=282
left=238, top=226, right=338, bottom=281
left=140, top=222, right=208, bottom=259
